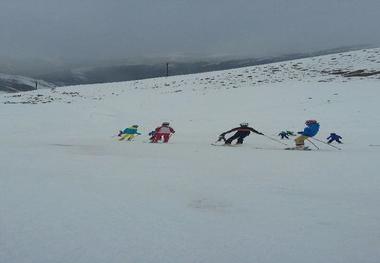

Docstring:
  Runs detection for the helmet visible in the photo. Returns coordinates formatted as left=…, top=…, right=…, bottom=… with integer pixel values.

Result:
left=240, top=122, right=249, bottom=127
left=305, top=120, right=317, bottom=125
left=132, top=125, right=139, bottom=128
left=162, top=122, right=170, bottom=126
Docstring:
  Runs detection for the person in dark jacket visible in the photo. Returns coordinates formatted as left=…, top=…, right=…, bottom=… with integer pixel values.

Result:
left=148, top=130, right=157, bottom=142
left=220, top=123, right=264, bottom=145
left=327, top=133, right=343, bottom=144
left=278, top=131, right=289, bottom=139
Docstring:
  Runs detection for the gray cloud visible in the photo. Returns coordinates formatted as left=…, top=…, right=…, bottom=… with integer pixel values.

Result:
left=1, top=0, right=379, bottom=62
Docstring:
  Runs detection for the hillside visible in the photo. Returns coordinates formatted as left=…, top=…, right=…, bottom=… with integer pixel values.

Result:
left=1, top=48, right=380, bottom=263
left=1, top=46, right=371, bottom=87
left=0, top=73, right=55, bottom=93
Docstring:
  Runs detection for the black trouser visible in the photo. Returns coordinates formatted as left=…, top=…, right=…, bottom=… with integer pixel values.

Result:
left=328, top=139, right=342, bottom=144
left=225, top=133, right=248, bottom=144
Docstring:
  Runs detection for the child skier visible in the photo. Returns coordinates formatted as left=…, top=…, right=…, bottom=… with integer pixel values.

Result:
left=327, top=133, right=343, bottom=144
left=119, top=125, right=142, bottom=141
left=152, top=122, right=175, bottom=143
left=148, top=130, right=157, bottom=142
left=278, top=131, right=289, bottom=139
left=286, top=131, right=296, bottom=136
left=294, top=120, right=320, bottom=149
left=220, top=123, right=264, bottom=145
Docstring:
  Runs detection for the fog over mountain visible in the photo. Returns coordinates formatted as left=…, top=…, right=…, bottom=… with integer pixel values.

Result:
left=0, top=45, right=369, bottom=92
left=1, top=0, right=379, bottom=63
left=1, top=0, right=379, bottom=92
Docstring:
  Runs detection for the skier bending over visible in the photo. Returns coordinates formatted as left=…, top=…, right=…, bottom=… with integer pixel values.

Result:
left=294, top=120, right=320, bottom=149
left=220, top=123, right=264, bottom=145
left=278, top=131, right=289, bottom=139
left=119, top=125, right=141, bottom=141
left=152, top=122, right=175, bottom=143
left=327, top=133, right=343, bottom=144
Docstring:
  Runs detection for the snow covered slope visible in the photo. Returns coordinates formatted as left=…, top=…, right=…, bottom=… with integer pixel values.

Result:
left=1, top=48, right=380, bottom=263
left=0, top=72, right=55, bottom=93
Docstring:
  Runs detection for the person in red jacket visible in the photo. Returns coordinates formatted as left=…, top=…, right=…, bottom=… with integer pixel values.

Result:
left=152, top=122, right=175, bottom=143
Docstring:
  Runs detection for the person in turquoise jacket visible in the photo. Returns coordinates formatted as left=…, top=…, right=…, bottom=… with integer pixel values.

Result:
left=119, top=125, right=141, bottom=141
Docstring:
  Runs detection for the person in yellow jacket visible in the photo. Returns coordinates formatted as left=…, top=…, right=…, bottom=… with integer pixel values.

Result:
left=118, top=125, right=141, bottom=141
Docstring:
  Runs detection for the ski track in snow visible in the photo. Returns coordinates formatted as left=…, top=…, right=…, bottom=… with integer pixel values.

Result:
left=1, top=48, right=380, bottom=263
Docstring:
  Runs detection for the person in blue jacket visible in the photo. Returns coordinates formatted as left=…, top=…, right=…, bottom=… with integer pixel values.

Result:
left=327, top=133, right=343, bottom=144
left=119, top=125, right=142, bottom=141
left=294, top=120, right=320, bottom=149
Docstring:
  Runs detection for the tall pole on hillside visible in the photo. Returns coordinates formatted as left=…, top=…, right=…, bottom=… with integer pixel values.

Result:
left=166, top=62, right=169, bottom=77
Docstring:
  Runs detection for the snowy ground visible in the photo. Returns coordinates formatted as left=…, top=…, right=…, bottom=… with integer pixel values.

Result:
left=1, top=49, right=380, bottom=263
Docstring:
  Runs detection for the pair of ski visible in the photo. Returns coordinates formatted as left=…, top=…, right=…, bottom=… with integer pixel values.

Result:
left=211, top=135, right=312, bottom=150
left=211, top=143, right=312, bottom=151
left=212, top=136, right=341, bottom=151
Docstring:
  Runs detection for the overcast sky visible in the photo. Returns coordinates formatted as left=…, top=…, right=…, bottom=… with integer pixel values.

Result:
left=1, top=0, right=379, bottom=62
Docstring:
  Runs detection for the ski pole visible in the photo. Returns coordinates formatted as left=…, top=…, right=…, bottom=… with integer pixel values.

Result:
left=310, top=137, right=342, bottom=150
left=306, top=138, right=320, bottom=149
left=212, top=135, right=225, bottom=144
left=262, top=134, right=289, bottom=146
left=112, top=130, right=123, bottom=138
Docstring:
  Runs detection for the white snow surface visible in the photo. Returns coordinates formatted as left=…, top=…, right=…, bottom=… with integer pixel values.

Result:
left=1, top=48, right=380, bottom=263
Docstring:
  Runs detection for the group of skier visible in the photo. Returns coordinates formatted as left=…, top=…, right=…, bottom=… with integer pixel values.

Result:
left=119, top=122, right=175, bottom=143
left=278, top=126, right=342, bottom=146
left=118, top=119, right=342, bottom=150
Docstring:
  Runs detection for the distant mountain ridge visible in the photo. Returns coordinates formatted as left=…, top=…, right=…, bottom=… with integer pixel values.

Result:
left=36, top=46, right=373, bottom=86
left=0, top=45, right=374, bottom=92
